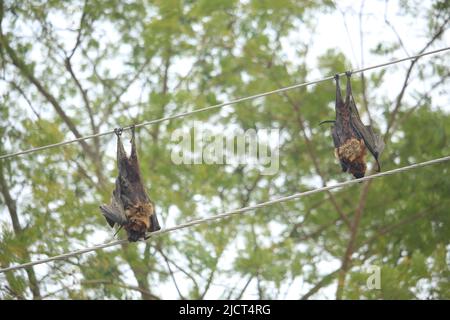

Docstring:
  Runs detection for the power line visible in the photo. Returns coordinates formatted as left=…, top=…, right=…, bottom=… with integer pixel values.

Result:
left=1, top=46, right=449, bottom=161
left=1, top=155, right=448, bottom=274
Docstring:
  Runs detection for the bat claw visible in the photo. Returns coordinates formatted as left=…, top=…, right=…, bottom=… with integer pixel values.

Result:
left=345, top=70, right=353, bottom=78
left=334, top=73, right=340, bottom=81
left=375, top=159, right=382, bottom=172
left=319, top=120, right=336, bottom=126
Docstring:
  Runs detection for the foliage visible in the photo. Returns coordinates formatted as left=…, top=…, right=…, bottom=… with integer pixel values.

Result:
left=0, top=0, right=448, bottom=299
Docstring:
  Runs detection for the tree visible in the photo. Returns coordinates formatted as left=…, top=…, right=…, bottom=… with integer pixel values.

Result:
left=0, top=0, right=448, bottom=299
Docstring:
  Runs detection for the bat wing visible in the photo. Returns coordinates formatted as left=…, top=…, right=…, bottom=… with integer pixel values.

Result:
left=343, top=72, right=385, bottom=172
left=100, top=179, right=128, bottom=228
left=149, top=212, right=161, bottom=232
left=331, top=126, right=348, bottom=172
left=349, top=102, right=385, bottom=171
left=117, top=125, right=150, bottom=205
left=148, top=200, right=161, bottom=232
left=100, top=200, right=127, bottom=228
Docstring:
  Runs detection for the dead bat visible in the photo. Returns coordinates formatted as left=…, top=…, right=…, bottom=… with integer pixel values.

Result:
left=320, top=72, right=385, bottom=178
left=100, top=126, right=161, bottom=241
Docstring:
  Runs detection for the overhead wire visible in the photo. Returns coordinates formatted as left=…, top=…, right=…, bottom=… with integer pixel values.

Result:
left=1, top=155, right=449, bottom=273
left=0, top=46, right=449, bottom=161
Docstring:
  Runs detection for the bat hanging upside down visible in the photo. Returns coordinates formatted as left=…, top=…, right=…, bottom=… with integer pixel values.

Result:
left=100, top=125, right=161, bottom=241
left=320, top=72, right=385, bottom=178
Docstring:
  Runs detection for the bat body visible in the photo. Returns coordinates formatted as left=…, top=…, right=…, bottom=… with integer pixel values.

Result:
left=321, top=72, right=385, bottom=178
left=100, top=126, right=161, bottom=241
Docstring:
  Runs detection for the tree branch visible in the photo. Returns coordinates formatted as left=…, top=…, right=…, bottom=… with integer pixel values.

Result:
left=335, top=179, right=372, bottom=299
left=9, top=81, right=41, bottom=120
left=0, top=35, right=97, bottom=161
left=81, top=279, right=160, bottom=300
left=300, top=269, right=339, bottom=300
left=119, top=242, right=157, bottom=300
left=68, top=0, right=88, bottom=60
left=0, top=160, right=42, bottom=299
left=233, top=275, right=253, bottom=300
left=157, top=248, right=201, bottom=296
left=389, top=71, right=450, bottom=135
left=385, top=16, right=449, bottom=138
left=157, top=247, right=186, bottom=299
left=64, top=57, right=99, bottom=150
left=383, top=0, right=410, bottom=56
left=364, top=205, right=439, bottom=247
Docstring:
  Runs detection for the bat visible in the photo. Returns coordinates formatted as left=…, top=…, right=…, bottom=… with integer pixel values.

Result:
left=100, top=125, right=161, bottom=241
left=320, top=72, right=385, bottom=178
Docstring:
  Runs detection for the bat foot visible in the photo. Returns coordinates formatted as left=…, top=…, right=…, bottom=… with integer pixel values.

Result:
left=345, top=70, right=353, bottom=78
left=114, top=127, right=123, bottom=137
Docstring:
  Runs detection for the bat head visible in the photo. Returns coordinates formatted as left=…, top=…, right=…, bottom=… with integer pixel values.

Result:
left=124, top=202, right=154, bottom=241
left=125, top=219, right=147, bottom=242
left=348, top=160, right=367, bottom=179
